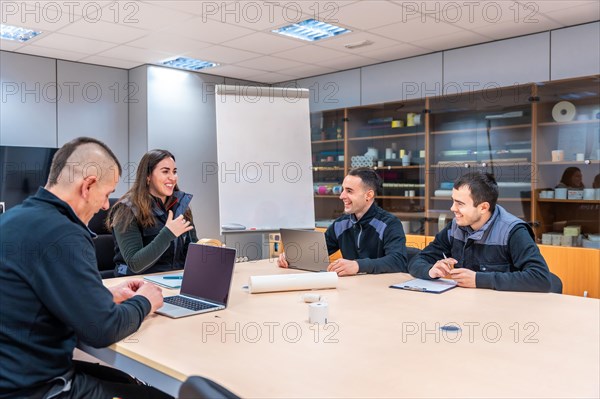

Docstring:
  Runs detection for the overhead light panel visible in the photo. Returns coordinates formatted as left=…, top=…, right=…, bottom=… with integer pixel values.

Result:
left=160, top=57, right=219, bottom=71
left=0, top=24, right=42, bottom=42
left=344, top=40, right=374, bottom=49
left=272, top=19, right=350, bottom=42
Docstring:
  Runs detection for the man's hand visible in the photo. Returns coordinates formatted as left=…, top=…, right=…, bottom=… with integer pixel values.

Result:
left=133, top=282, right=164, bottom=313
left=327, top=259, right=359, bottom=276
left=110, top=279, right=145, bottom=303
left=428, top=257, right=458, bottom=279
left=449, top=268, right=476, bottom=288
left=277, top=253, right=289, bottom=268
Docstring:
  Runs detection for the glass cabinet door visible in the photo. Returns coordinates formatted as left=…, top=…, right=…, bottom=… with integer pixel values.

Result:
left=311, top=110, right=345, bottom=227
left=534, top=76, right=600, bottom=243
left=346, top=99, right=427, bottom=234
left=427, top=84, right=534, bottom=235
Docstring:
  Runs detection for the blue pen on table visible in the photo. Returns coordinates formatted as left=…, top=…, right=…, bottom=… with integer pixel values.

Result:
left=163, top=275, right=183, bottom=280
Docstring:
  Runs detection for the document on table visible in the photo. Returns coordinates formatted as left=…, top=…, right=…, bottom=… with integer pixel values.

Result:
left=390, top=278, right=457, bottom=293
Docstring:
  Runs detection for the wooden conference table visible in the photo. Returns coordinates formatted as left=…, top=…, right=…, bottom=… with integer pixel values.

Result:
left=84, top=259, right=600, bottom=398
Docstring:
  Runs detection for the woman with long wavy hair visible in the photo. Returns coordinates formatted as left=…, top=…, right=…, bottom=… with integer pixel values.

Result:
left=107, top=149, right=197, bottom=276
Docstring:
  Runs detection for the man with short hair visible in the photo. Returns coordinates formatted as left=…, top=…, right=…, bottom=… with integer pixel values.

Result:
left=0, top=137, right=170, bottom=398
left=279, top=167, right=408, bottom=276
left=409, top=172, right=551, bottom=292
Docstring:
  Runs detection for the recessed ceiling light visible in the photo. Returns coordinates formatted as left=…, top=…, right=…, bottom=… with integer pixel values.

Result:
left=344, top=40, right=374, bottom=49
left=272, top=19, right=351, bottom=42
left=160, top=57, right=219, bottom=71
left=0, top=24, right=42, bottom=42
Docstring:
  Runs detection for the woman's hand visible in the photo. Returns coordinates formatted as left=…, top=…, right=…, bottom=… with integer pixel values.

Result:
left=165, top=210, right=194, bottom=237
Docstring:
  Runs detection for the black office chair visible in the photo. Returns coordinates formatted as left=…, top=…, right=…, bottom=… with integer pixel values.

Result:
left=549, top=272, right=563, bottom=294
left=179, top=376, right=240, bottom=399
left=88, top=198, right=118, bottom=279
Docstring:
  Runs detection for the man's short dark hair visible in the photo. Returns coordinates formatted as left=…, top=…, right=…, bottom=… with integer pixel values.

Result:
left=453, top=172, right=498, bottom=212
left=47, top=137, right=121, bottom=187
left=348, top=168, right=382, bottom=195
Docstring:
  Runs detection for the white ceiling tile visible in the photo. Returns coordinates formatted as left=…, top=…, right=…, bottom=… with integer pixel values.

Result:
left=542, top=3, right=600, bottom=26
left=222, top=32, right=305, bottom=55
left=314, top=31, right=402, bottom=54
left=97, top=2, right=193, bottom=30
left=412, top=30, right=492, bottom=51
left=474, top=17, right=563, bottom=40
left=16, top=45, right=88, bottom=61
left=371, top=16, right=464, bottom=42
left=245, top=71, right=296, bottom=84
left=185, top=45, right=261, bottom=64
left=279, top=64, right=338, bottom=79
left=0, top=40, right=25, bottom=51
left=273, top=45, right=349, bottom=64
left=202, top=64, right=266, bottom=79
left=145, top=1, right=215, bottom=16
left=521, top=1, right=598, bottom=15
left=30, top=32, right=116, bottom=54
left=206, top=2, right=311, bottom=31
left=236, top=56, right=303, bottom=71
left=354, top=42, right=428, bottom=62
left=97, top=45, right=174, bottom=63
left=312, top=53, right=378, bottom=70
left=167, top=16, right=257, bottom=44
left=79, top=55, right=141, bottom=69
left=329, top=1, right=406, bottom=30
left=127, top=32, right=212, bottom=54
left=57, top=19, right=148, bottom=43
left=1, top=2, right=80, bottom=32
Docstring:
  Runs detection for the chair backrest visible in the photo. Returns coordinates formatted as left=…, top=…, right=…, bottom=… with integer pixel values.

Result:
left=88, top=198, right=118, bottom=278
left=179, top=376, right=240, bottom=399
left=197, top=238, right=223, bottom=247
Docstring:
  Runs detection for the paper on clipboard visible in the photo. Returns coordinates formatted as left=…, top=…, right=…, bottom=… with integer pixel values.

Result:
left=390, top=278, right=457, bottom=293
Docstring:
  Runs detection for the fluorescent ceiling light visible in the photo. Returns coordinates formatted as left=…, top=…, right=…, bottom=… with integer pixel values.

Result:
left=0, top=24, right=42, bottom=42
left=272, top=19, right=350, bottom=42
left=160, top=57, right=219, bottom=71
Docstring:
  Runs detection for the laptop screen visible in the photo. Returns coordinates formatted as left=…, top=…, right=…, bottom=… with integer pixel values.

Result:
left=180, top=244, right=236, bottom=305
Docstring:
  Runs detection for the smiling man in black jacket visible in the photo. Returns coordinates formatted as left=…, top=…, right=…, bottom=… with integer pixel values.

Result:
left=279, top=168, right=408, bottom=276
left=408, top=172, right=551, bottom=292
left=0, top=137, right=169, bottom=398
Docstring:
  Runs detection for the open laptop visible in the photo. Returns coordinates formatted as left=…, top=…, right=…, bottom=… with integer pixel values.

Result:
left=279, top=229, right=329, bottom=272
left=157, top=244, right=236, bottom=319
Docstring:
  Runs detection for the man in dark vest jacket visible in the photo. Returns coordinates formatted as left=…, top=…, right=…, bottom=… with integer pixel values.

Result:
left=278, top=168, right=408, bottom=276
left=409, top=172, right=551, bottom=292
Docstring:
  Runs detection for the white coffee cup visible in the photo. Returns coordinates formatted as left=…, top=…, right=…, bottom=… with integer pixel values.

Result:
left=555, top=188, right=567, bottom=199
left=576, top=153, right=585, bottom=162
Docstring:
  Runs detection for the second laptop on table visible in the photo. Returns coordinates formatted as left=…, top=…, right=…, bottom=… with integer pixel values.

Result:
left=279, top=228, right=329, bottom=272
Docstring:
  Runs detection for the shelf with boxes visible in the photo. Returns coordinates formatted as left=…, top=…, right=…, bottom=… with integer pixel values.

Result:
left=532, top=76, right=600, bottom=243
left=309, top=76, right=600, bottom=247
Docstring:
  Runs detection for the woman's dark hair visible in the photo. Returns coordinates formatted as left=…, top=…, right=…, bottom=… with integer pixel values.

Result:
left=107, top=149, right=192, bottom=232
left=559, top=167, right=584, bottom=188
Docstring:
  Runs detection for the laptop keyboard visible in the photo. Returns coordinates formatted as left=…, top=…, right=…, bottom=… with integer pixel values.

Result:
left=164, top=296, right=217, bottom=311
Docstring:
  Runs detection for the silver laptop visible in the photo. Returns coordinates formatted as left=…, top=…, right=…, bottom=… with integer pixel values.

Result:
left=280, top=229, right=329, bottom=272
left=157, top=244, right=236, bottom=319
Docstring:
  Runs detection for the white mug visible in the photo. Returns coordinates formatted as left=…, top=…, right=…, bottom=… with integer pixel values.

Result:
left=583, top=188, right=595, bottom=200
left=555, top=188, right=567, bottom=199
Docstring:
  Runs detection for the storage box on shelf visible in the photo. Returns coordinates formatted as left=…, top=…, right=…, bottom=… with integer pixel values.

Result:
left=533, top=76, right=600, bottom=243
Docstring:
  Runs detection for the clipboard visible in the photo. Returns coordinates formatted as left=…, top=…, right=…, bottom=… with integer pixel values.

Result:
left=144, top=273, right=184, bottom=289
left=390, top=278, right=457, bottom=293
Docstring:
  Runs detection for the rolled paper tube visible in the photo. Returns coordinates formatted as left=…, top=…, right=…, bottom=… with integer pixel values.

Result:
left=248, top=272, right=338, bottom=294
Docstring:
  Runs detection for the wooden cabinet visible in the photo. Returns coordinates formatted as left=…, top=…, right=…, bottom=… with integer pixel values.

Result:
left=310, top=75, right=599, bottom=297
